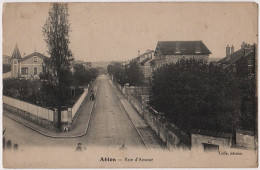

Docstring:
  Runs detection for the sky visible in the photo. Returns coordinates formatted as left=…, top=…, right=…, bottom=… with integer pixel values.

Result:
left=2, top=2, right=258, bottom=62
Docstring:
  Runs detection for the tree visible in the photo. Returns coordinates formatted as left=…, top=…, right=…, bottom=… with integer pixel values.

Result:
left=107, top=63, right=126, bottom=86
left=42, top=3, right=74, bottom=129
left=149, top=59, right=238, bottom=133
left=73, top=64, right=98, bottom=87
left=125, top=60, right=144, bottom=86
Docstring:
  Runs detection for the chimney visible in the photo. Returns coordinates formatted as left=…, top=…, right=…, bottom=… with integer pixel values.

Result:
left=138, top=50, right=140, bottom=57
left=241, top=42, right=246, bottom=49
left=226, top=44, right=230, bottom=57
left=175, top=42, right=181, bottom=54
left=195, top=42, right=201, bottom=54
left=231, top=45, right=234, bottom=54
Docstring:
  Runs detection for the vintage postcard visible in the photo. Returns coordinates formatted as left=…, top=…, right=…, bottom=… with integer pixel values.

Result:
left=2, top=2, right=258, bottom=168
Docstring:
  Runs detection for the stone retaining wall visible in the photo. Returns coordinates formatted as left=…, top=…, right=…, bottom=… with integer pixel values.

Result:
left=3, top=104, right=56, bottom=130
left=114, top=81, right=190, bottom=150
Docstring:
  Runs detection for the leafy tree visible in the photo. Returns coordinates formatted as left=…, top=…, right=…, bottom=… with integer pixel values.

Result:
left=107, top=63, right=126, bottom=86
left=3, top=77, right=42, bottom=106
left=73, top=64, right=98, bottom=87
left=42, top=3, right=74, bottom=129
left=125, top=60, right=144, bottom=86
left=149, top=58, right=256, bottom=134
left=107, top=64, right=113, bottom=75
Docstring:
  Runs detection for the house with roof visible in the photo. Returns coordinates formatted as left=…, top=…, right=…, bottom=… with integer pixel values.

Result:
left=218, top=42, right=255, bottom=76
left=10, top=44, right=48, bottom=78
left=3, top=55, right=11, bottom=75
left=139, top=50, right=155, bottom=81
left=3, top=55, right=11, bottom=65
left=152, top=41, right=212, bottom=70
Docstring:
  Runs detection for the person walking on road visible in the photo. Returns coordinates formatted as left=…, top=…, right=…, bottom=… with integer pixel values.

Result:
left=75, top=143, right=83, bottom=152
left=89, top=90, right=95, bottom=101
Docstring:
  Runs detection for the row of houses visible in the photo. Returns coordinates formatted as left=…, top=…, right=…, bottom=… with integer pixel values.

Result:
left=122, top=41, right=212, bottom=82
left=218, top=42, right=255, bottom=76
left=122, top=40, right=256, bottom=152
left=122, top=41, right=255, bottom=83
left=3, top=44, right=92, bottom=79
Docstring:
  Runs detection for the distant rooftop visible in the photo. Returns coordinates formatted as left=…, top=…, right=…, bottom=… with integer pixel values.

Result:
left=11, top=44, right=22, bottom=59
left=155, top=41, right=212, bottom=56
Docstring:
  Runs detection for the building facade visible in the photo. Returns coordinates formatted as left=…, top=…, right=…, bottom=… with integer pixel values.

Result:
left=191, top=130, right=232, bottom=152
left=10, top=44, right=48, bottom=78
left=218, top=42, right=255, bottom=76
left=152, top=41, right=212, bottom=70
left=3, top=55, right=11, bottom=64
left=139, top=50, right=155, bottom=81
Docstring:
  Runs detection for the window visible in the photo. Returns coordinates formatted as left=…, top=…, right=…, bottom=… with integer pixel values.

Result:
left=21, top=67, right=28, bottom=75
left=34, top=56, right=37, bottom=62
left=203, top=143, right=219, bottom=152
left=34, top=67, right=38, bottom=75
left=5, top=57, right=9, bottom=63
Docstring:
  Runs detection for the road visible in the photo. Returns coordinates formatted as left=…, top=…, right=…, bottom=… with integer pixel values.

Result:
left=3, top=75, right=161, bottom=150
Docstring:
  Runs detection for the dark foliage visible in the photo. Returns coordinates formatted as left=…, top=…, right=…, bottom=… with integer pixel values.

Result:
left=3, top=64, right=11, bottom=73
left=107, top=63, right=126, bottom=86
left=42, top=3, right=74, bottom=128
left=107, top=61, right=144, bottom=86
left=149, top=58, right=256, bottom=133
left=125, top=60, right=144, bottom=86
left=73, top=64, right=98, bottom=87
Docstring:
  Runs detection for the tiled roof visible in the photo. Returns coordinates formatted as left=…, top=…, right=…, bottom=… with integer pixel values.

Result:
left=20, top=52, right=48, bottom=62
left=155, top=41, right=212, bottom=56
left=218, top=44, right=255, bottom=67
left=218, top=49, right=244, bottom=64
left=11, top=44, right=22, bottom=59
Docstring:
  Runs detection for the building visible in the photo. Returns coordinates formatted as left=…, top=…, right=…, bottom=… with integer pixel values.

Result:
left=3, top=55, right=12, bottom=75
left=218, top=42, right=255, bottom=76
left=71, top=60, right=92, bottom=74
left=10, top=44, right=48, bottom=78
left=122, top=50, right=155, bottom=81
left=191, top=130, right=232, bottom=153
left=3, top=55, right=11, bottom=64
left=152, top=41, right=212, bottom=70
left=139, top=50, right=155, bottom=81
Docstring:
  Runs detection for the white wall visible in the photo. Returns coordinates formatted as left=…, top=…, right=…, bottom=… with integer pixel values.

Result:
left=3, top=95, right=54, bottom=122
left=191, top=133, right=232, bottom=153
left=64, top=88, right=88, bottom=123
left=236, top=131, right=255, bottom=149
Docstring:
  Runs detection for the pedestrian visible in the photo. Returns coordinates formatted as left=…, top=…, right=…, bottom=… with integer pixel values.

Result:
left=91, top=93, right=95, bottom=101
left=3, top=129, right=6, bottom=150
left=89, top=90, right=94, bottom=101
left=119, top=144, right=127, bottom=150
left=75, top=143, right=83, bottom=152
left=13, top=144, right=18, bottom=151
left=6, top=140, right=11, bottom=150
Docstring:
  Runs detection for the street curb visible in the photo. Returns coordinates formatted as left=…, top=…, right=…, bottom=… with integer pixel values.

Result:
left=108, top=79, right=149, bottom=150
left=3, top=81, right=99, bottom=139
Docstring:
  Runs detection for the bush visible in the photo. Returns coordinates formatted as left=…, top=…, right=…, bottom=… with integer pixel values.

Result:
left=149, top=58, right=256, bottom=133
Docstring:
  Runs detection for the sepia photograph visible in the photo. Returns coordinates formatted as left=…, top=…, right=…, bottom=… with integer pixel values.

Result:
left=2, top=2, right=258, bottom=168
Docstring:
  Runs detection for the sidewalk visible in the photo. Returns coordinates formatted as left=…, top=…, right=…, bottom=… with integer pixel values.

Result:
left=109, top=79, right=164, bottom=149
left=3, top=82, right=99, bottom=138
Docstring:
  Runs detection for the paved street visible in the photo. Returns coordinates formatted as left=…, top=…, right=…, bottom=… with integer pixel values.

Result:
left=3, top=75, right=162, bottom=151
left=85, top=75, right=146, bottom=148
